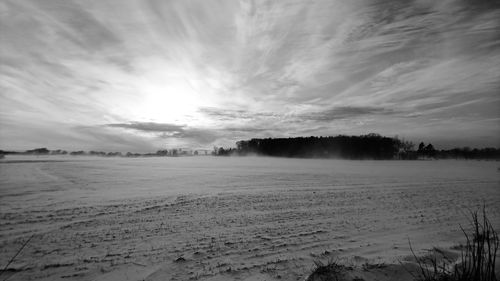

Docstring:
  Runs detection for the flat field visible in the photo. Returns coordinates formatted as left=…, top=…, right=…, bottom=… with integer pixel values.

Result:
left=0, top=156, right=499, bottom=280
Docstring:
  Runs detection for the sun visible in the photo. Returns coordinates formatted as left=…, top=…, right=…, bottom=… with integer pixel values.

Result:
left=134, top=78, right=203, bottom=124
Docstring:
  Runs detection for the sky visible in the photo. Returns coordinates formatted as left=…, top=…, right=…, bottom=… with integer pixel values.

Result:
left=1, top=0, right=499, bottom=152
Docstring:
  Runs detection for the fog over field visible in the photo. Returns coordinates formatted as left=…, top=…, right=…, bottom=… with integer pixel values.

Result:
left=0, top=156, right=499, bottom=280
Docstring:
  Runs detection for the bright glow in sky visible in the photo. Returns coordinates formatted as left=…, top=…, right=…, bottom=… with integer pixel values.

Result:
left=1, top=0, right=499, bottom=152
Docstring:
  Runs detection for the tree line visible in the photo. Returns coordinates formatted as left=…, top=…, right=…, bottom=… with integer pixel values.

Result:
left=1, top=135, right=499, bottom=160
left=0, top=148, right=207, bottom=158
left=213, top=134, right=500, bottom=160
left=233, top=134, right=398, bottom=159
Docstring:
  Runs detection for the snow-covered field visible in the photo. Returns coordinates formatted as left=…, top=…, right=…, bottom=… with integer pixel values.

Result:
left=0, top=156, right=499, bottom=281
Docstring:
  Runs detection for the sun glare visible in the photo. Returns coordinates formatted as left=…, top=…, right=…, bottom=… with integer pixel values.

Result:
left=134, top=79, right=203, bottom=124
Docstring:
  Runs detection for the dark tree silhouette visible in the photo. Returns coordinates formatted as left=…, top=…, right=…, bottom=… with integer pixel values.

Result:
left=234, top=134, right=400, bottom=159
left=156, top=150, right=168, bottom=156
left=418, top=142, right=425, bottom=152
left=424, top=143, right=436, bottom=158
left=26, top=148, right=49, bottom=154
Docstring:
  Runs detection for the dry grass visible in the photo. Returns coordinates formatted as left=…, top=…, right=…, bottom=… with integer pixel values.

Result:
left=411, top=206, right=498, bottom=281
left=307, top=258, right=348, bottom=281
left=0, top=235, right=34, bottom=281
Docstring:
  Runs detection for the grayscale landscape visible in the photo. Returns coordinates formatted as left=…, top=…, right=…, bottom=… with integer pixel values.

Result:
left=1, top=0, right=500, bottom=280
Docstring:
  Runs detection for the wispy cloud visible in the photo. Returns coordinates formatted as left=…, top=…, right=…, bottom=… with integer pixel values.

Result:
left=299, top=106, right=396, bottom=122
left=105, top=122, right=218, bottom=146
left=198, top=107, right=278, bottom=121
left=107, top=122, right=184, bottom=133
left=1, top=0, right=499, bottom=150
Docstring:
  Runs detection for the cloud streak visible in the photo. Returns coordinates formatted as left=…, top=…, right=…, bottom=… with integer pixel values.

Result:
left=105, top=122, right=219, bottom=146
left=299, top=106, right=396, bottom=122
left=107, top=122, right=184, bottom=133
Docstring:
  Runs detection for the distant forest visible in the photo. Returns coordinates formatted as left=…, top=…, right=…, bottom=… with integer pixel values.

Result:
left=215, top=134, right=500, bottom=160
left=1, top=134, right=499, bottom=160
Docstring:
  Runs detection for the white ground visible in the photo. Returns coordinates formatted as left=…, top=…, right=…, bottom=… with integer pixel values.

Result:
left=0, top=156, right=499, bottom=281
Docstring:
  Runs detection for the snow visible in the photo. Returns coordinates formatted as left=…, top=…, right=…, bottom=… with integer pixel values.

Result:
left=1, top=156, right=499, bottom=280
